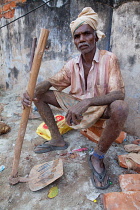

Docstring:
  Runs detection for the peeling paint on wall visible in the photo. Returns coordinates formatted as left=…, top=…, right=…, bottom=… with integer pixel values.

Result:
left=111, top=1, right=140, bottom=137
left=0, top=0, right=140, bottom=137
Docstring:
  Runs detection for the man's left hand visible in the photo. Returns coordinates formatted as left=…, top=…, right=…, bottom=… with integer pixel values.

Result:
left=65, top=99, right=90, bottom=126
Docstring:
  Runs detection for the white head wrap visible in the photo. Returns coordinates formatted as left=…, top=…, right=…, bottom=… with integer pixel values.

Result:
left=70, top=7, right=105, bottom=39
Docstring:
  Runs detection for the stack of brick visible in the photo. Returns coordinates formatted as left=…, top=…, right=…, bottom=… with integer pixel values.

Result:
left=103, top=174, right=140, bottom=209
left=80, top=119, right=126, bottom=144
left=0, top=0, right=26, bottom=19
left=118, top=142, right=140, bottom=173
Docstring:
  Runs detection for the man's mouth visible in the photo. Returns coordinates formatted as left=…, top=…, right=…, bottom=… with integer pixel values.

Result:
left=78, top=43, right=90, bottom=49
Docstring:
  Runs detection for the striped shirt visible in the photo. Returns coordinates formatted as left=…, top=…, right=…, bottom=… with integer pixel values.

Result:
left=48, top=48, right=124, bottom=100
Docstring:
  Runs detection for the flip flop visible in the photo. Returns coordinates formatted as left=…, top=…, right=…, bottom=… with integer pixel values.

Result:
left=88, top=155, right=110, bottom=190
left=34, top=142, right=69, bottom=154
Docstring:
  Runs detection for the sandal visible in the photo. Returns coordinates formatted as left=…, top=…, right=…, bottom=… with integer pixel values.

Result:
left=88, top=155, right=110, bottom=190
left=34, top=141, right=69, bottom=154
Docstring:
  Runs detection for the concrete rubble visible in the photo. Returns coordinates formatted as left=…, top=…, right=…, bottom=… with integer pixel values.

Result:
left=0, top=89, right=139, bottom=210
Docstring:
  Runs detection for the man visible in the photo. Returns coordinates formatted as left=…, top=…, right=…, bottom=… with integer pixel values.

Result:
left=22, top=7, right=128, bottom=189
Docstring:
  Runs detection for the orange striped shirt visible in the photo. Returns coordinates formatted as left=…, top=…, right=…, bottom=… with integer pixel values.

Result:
left=48, top=48, right=124, bottom=100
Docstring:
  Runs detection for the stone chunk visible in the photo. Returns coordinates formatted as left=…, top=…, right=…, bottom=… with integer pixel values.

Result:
left=118, top=154, right=140, bottom=173
left=119, top=174, right=140, bottom=191
left=103, top=191, right=140, bottom=210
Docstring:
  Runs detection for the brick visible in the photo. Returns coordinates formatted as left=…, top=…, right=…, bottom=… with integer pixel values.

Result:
left=3, top=3, right=10, bottom=12
left=88, top=126, right=103, bottom=137
left=80, top=127, right=126, bottom=144
left=15, top=0, right=26, bottom=3
left=10, top=1, right=16, bottom=8
left=119, top=174, right=140, bottom=191
left=3, top=0, right=14, bottom=2
left=80, top=128, right=99, bottom=144
left=4, top=0, right=26, bottom=3
left=103, top=191, right=140, bottom=210
left=3, top=9, right=15, bottom=18
left=0, top=0, right=27, bottom=19
left=0, top=6, right=3, bottom=13
left=115, top=131, right=126, bottom=144
left=118, top=154, right=140, bottom=173
left=2, top=2, right=16, bottom=12
left=93, top=119, right=106, bottom=128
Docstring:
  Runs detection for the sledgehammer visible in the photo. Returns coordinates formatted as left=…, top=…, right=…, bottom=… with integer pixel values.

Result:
left=9, top=28, right=50, bottom=185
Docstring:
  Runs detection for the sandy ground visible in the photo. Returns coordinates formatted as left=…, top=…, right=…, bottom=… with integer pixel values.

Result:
left=0, top=89, right=138, bottom=210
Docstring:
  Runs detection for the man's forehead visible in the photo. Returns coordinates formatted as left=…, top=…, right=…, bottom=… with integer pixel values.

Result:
left=74, top=24, right=95, bottom=35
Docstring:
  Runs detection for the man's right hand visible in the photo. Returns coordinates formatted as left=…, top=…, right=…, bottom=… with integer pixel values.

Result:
left=22, top=81, right=52, bottom=109
left=22, top=91, right=39, bottom=109
left=22, top=92, right=33, bottom=109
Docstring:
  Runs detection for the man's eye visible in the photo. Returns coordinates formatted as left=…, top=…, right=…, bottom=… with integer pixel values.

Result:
left=74, top=35, right=80, bottom=39
left=85, top=32, right=91, bottom=35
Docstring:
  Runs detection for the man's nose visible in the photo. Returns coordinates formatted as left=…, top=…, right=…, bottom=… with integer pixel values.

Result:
left=79, top=34, right=85, bottom=42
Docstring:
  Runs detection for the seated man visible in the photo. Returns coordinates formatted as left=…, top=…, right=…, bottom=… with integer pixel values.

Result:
left=22, top=7, right=128, bottom=189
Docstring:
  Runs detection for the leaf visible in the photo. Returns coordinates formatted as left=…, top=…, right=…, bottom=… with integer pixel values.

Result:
left=48, top=186, right=58, bottom=198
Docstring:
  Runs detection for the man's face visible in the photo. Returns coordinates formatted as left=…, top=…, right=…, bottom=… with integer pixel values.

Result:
left=73, top=24, right=98, bottom=54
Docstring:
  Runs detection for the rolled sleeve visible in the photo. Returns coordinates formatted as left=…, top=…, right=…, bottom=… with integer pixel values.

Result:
left=48, top=64, right=71, bottom=91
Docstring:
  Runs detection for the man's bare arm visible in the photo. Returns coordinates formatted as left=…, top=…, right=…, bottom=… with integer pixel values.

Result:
left=87, top=90, right=125, bottom=107
left=22, top=80, right=52, bottom=107
left=66, top=90, right=125, bottom=126
left=34, top=80, right=52, bottom=97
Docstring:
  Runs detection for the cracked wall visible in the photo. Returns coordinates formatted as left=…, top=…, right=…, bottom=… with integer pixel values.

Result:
left=0, top=0, right=140, bottom=137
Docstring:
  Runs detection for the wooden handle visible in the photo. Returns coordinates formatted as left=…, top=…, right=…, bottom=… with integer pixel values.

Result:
left=29, top=37, right=37, bottom=70
left=10, top=29, right=49, bottom=179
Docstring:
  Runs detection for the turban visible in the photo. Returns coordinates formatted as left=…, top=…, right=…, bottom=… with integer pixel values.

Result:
left=70, top=7, right=105, bottom=39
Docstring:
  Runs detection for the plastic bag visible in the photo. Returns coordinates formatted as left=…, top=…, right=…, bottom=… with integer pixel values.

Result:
left=36, top=115, right=72, bottom=140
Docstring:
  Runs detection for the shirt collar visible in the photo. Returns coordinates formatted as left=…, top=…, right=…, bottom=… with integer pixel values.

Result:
left=75, top=48, right=100, bottom=64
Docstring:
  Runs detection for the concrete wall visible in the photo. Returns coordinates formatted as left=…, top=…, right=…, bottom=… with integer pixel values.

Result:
left=111, top=1, right=140, bottom=136
left=0, top=0, right=140, bottom=137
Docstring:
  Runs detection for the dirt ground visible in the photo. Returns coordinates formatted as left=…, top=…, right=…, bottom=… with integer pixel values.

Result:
left=0, top=89, right=138, bottom=210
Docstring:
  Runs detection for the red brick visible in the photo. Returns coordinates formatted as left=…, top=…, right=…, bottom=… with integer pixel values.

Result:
left=88, top=126, right=103, bottom=137
left=3, top=9, right=15, bottom=18
left=93, top=119, right=106, bottom=128
left=2, top=2, right=16, bottom=12
left=80, top=127, right=126, bottom=144
left=2, top=3, right=10, bottom=12
left=4, top=0, right=26, bottom=3
left=10, top=1, right=16, bottom=8
left=15, top=0, right=26, bottom=3
left=0, top=6, right=3, bottom=13
left=80, top=128, right=99, bottom=144
left=118, top=155, right=140, bottom=173
left=115, top=131, right=126, bottom=144
left=0, top=0, right=27, bottom=19
left=3, top=0, right=14, bottom=2
left=103, top=191, right=140, bottom=210
left=4, top=0, right=14, bottom=3
left=119, top=174, right=140, bottom=191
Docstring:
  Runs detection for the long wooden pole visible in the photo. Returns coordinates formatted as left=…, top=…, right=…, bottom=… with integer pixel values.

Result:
left=10, top=29, right=49, bottom=183
left=29, top=37, right=37, bottom=70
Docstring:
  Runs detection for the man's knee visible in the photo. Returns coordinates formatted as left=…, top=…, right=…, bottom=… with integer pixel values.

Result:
left=34, top=90, right=60, bottom=108
left=110, top=100, right=129, bottom=120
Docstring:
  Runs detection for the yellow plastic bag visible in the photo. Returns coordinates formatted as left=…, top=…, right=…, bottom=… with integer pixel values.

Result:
left=36, top=115, right=72, bottom=140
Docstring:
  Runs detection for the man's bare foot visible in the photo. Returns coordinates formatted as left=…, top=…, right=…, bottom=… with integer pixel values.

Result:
left=89, top=155, right=110, bottom=189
